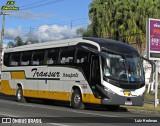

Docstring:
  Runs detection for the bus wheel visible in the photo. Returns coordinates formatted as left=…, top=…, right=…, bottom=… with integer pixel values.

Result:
left=16, top=86, right=26, bottom=103
left=71, top=89, right=84, bottom=109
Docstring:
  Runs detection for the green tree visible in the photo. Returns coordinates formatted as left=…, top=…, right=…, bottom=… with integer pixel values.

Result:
left=87, top=0, right=160, bottom=50
left=83, top=24, right=93, bottom=37
left=7, top=41, right=15, bottom=48
left=7, top=36, right=23, bottom=48
left=76, top=27, right=86, bottom=36
left=7, top=36, right=39, bottom=48
left=14, top=36, right=24, bottom=46
left=25, top=38, right=39, bottom=45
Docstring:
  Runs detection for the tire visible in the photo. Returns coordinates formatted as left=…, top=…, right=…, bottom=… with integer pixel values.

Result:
left=71, top=89, right=84, bottom=109
left=16, top=86, right=26, bottom=103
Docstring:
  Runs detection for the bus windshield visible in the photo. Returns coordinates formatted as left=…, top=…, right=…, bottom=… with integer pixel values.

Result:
left=102, top=51, right=144, bottom=83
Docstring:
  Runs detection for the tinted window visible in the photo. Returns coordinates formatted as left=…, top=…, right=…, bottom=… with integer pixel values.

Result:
left=91, top=56, right=100, bottom=78
left=21, top=51, right=32, bottom=66
left=60, top=47, right=75, bottom=64
left=3, top=53, right=10, bottom=66
left=45, top=48, right=59, bottom=65
left=76, top=48, right=89, bottom=64
left=10, top=53, right=21, bottom=66
left=32, top=50, right=45, bottom=65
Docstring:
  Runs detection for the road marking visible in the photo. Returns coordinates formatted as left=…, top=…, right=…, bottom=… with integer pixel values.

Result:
left=0, top=99, right=118, bottom=117
left=0, top=112, right=19, bottom=117
left=71, top=110, right=118, bottom=117
left=49, top=123, right=69, bottom=126
left=15, top=103, right=118, bottom=117
left=29, top=104, right=117, bottom=117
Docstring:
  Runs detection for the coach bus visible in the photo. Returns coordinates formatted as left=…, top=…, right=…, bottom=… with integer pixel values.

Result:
left=0, top=37, right=146, bottom=109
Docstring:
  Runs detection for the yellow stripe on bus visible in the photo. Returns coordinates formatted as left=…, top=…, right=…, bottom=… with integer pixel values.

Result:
left=82, top=94, right=101, bottom=104
left=0, top=80, right=16, bottom=95
left=11, top=72, right=25, bottom=79
left=23, top=90, right=71, bottom=101
left=0, top=80, right=101, bottom=104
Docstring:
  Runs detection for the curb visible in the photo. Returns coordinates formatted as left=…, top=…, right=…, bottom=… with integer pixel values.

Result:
left=127, top=108, right=160, bottom=114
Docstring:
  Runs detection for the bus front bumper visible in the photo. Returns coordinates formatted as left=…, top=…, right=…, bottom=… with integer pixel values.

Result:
left=101, top=92, right=145, bottom=106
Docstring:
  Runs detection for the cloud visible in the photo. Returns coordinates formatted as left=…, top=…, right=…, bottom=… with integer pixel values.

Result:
left=10, top=11, right=52, bottom=20
left=34, top=25, right=79, bottom=42
left=4, top=25, right=81, bottom=42
left=5, top=28, right=23, bottom=40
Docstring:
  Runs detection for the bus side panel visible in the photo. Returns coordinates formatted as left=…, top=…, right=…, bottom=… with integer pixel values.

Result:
left=0, top=67, right=101, bottom=104
left=48, top=67, right=71, bottom=101
left=0, top=80, right=16, bottom=95
left=48, top=80, right=71, bottom=101
left=0, top=71, right=16, bottom=95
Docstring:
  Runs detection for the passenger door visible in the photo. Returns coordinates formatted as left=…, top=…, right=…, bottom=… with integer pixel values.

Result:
left=90, top=55, right=101, bottom=98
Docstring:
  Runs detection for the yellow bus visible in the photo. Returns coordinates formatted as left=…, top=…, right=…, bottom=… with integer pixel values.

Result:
left=1, top=37, right=146, bottom=109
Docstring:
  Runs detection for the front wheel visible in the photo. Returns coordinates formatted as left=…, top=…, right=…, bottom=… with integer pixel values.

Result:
left=16, top=86, right=26, bottom=102
left=71, top=89, right=84, bottom=109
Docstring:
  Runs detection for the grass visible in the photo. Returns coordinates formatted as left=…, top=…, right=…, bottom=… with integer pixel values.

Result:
left=144, top=87, right=160, bottom=101
left=123, top=103, right=160, bottom=113
left=123, top=87, right=160, bottom=113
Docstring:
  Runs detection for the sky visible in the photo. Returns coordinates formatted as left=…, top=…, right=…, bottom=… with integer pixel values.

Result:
left=0, top=0, right=92, bottom=46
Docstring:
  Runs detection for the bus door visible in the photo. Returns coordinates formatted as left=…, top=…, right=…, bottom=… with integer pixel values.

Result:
left=90, top=55, right=101, bottom=98
left=37, top=66, right=49, bottom=99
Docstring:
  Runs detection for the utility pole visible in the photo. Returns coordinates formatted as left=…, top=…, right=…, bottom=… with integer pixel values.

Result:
left=71, top=20, right=73, bottom=29
left=29, top=27, right=34, bottom=37
left=0, top=11, right=9, bottom=71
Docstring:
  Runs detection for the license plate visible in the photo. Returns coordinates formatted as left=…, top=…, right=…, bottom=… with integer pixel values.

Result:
left=125, top=101, right=132, bottom=105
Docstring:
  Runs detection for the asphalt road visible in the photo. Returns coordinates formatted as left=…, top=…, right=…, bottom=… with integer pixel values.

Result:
left=0, top=94, right=159, bottom=126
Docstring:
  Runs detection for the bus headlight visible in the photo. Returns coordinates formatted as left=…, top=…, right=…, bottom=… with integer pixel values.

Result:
left=104, top=87, right=115, bottom=94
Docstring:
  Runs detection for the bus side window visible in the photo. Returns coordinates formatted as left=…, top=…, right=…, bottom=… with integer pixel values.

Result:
left=91, top=56, right=100, bottom=78
left=59, top=47, right=76, bottom=64
left=21, top=51, right=32, bottom=66
left=32, top=50, right=45, bottom=66
left=3, top=53, right=10, bottom=67
left=10, top=53, right=21, bottom=66
left=76, top=48, right=89, bottom=64
left=46, top=48, right=59, bottom=65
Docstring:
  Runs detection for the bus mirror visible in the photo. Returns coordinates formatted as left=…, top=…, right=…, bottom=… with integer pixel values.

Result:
left=141, top=56, right=155, bottom=73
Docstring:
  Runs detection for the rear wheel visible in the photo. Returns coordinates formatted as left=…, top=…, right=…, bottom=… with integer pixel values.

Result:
left=16, top=86, right=26, bottom=103
left=71, top=89, right=84, bottom=109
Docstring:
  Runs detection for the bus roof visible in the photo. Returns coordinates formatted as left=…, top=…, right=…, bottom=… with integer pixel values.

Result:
left=83, top=37, right=139, bottom=55
left=4, top=38, right=83, bottom=53
left=4, top=37, right=139, bottom=55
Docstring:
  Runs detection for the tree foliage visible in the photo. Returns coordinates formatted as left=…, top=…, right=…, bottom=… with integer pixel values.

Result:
left=87, top=0, right=160, bottom=44
left=7, top=36, right=39, bottom=48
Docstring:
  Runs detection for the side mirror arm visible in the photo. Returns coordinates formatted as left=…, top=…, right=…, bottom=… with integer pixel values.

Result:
left=141, top=56, right=156, bottom=73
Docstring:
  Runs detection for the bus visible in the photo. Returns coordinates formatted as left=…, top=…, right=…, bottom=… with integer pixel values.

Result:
left=0, top=37, right=146, bottom=109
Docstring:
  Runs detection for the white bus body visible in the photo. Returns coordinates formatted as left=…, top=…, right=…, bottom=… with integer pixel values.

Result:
left=0, top=37, right=146, bottom=109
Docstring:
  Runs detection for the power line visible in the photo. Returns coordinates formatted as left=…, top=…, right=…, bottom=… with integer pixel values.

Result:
left=5, top=18, right=89, bottom=32
left=12, top=0, right=65, bottom=12
left=19, top=0, right=50, bottom=8
left=9, top=0, right=60, bottom=13
left=7, top=0, right=89, bottom=32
